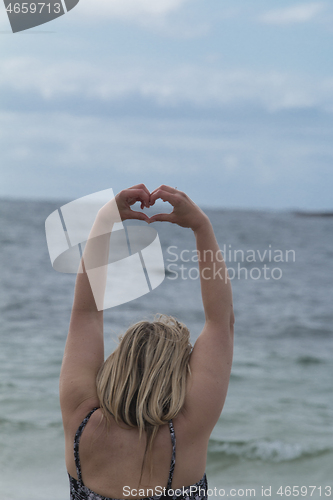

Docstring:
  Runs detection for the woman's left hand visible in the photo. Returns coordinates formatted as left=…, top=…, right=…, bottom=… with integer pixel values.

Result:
left=115, top=184, right=151, bottom=222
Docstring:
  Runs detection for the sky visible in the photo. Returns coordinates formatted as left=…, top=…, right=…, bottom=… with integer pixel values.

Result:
left=0, top=0, right=333, bottom=210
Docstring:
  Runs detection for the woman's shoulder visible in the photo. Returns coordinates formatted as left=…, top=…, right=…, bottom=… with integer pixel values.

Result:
left=62, top=400, right=102, bottom=440
left=173, top=409, right=210, bottom=446
left=63, top=401, right=211, bottom=453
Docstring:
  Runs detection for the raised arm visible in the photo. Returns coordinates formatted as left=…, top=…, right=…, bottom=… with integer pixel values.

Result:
left=59, top=185, right=151, bottom=426
left=150, top=186, right=234, bottom=435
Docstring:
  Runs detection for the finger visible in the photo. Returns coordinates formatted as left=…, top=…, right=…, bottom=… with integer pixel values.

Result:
left=127, top=184, right=150, bottom=202
left=125, top=210, right=150, bottom=222
left=122, top=187, right=150, bottom=208
left=150, top=185, right=176, bottom=205
left=121, top=188, right=150, bottom=208
left=150, top=185, right=176, bottom=197
left=150, top=189, right=178, bottom=206
left=128, top=183, right=150, bottom=193
left=149, top=212, right=175, bottom=224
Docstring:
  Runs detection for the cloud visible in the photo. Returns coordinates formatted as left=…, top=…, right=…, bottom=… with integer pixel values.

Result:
left=0, top=0, right=192, bottom=35
left=75, top=0, right=189, bottom=20
left=259, top=3, right=326, bottom=25
left=1, top=108, right=333, bottom=209
left=1, top=57, right=333, bottom=114
left=0, top=0, right=198, bottom=38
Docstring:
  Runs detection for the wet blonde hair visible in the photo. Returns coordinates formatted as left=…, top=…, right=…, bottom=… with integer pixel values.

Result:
left=96, top=314, right=192, bottom=478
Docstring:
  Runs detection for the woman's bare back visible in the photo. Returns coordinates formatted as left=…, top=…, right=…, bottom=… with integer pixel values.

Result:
left=65, top=407, right=208, bottom=499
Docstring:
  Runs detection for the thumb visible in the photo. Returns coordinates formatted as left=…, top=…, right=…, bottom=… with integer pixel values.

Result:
left=126, top=210, right=150, bottom=222
left=149, top=213, right=174, bottom=224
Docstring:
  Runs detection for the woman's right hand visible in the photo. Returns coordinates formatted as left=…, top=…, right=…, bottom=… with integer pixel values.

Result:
left=149, top=185, right=209, bottom=232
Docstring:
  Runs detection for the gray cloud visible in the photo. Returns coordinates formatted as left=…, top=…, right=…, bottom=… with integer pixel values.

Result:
left=1, top=108, right=332, bottom=209
left=1, top=57, right=333, bottom=114
left=74, top=0, right=190, bottom=21
left=259, top=2, right=326, bottom=25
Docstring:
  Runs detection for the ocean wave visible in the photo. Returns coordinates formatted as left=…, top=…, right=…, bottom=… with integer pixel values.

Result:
left=0, top=417, right=37, bottom=431
left=229, top=373, right=244, bottom=381
left=0, top=417, right=62, bottom=431
left=296, top=355, right=324, bottom=365
left=208, top=438, right=331, bottom=463
left=279, top=324, right=333, bottom=338
left=0, top=381, right=17, bottom=389
left=0, top=301, right=25, bottom=312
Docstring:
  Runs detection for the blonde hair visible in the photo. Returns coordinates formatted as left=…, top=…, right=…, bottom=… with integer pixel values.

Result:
left=96, top=314, right=192, bottom=479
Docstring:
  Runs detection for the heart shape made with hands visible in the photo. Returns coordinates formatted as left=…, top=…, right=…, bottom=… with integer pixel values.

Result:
left=143, top=197, right=174, bottom=212
left=134, top=198, right=174, bottom=223
left=121, top=186, right=176, bottom=223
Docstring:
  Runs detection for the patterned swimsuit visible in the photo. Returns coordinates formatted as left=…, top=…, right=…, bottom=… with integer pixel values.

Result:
left=69, top=408, right=208, bottom=500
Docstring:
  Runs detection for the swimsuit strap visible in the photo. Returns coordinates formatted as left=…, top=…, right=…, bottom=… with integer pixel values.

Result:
left=73, top=409, right=176, bottom=490
left=166, top=419, right=176, bottom=490
left=73, top=407, right=99, bottom=484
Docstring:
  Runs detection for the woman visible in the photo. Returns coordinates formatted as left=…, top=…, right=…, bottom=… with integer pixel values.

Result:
left=60, top=184, right=234, bottom=500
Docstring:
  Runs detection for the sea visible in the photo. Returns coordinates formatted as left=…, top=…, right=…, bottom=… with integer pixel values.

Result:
left=0, top=198, right=332, bottom=500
